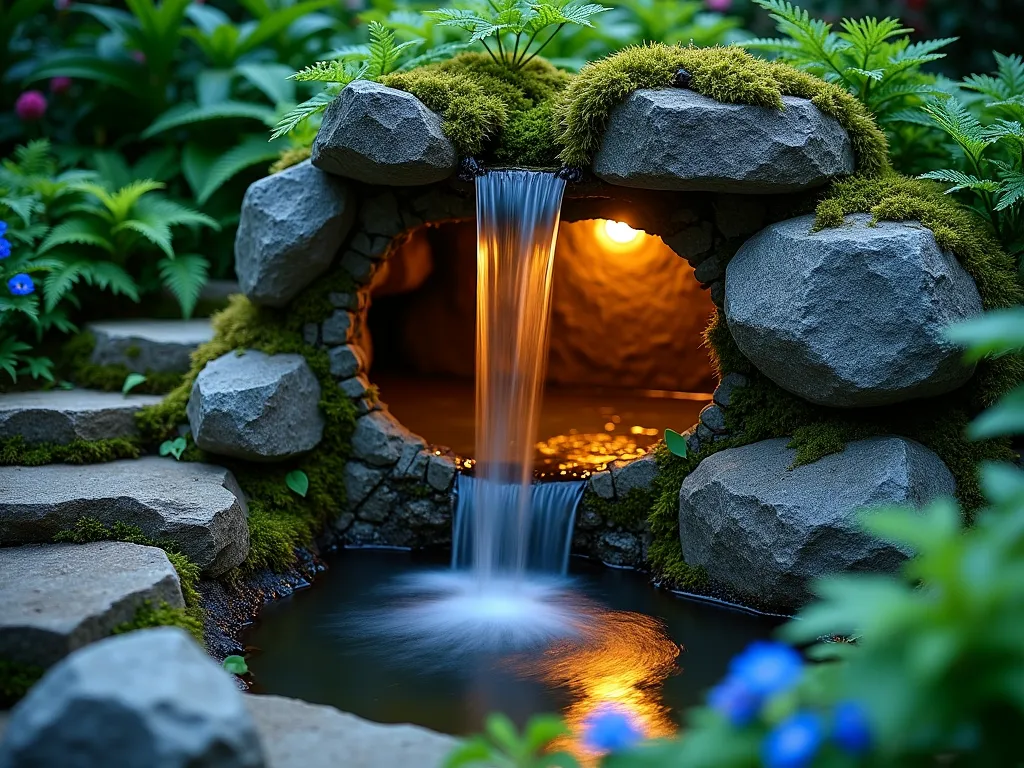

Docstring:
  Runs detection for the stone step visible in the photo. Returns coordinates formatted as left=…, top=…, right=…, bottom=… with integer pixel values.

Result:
left=0, top=542, right=184, bottom=668
left=0, top=389, right=162, bottom=445
left=244, top=694, right=458, bottom=768
left=87, top=318, right=214, bottom=374
left=0, top=458, right=249, bottom=576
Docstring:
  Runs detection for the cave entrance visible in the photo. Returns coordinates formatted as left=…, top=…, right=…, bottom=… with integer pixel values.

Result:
left=366, top=218, right=716, bottom=477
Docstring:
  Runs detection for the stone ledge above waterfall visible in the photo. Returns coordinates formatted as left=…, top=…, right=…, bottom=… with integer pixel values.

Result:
left=593, top=90, right=855, bottom=193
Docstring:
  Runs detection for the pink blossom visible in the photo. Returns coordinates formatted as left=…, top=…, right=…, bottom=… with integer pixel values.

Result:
left=706, top=0, right=732, bottom=10
left=15, top=91, right=47, bottom=121
left=50, top=77, right=72, bottom=95
left=131, top=50, right=146, bottom=64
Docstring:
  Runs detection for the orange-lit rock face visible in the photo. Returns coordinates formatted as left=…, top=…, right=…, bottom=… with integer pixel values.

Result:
left=369, top=220, right=716, bottom=394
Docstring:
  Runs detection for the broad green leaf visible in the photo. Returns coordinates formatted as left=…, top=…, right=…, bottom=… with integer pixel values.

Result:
left=159, top=437, right=188, bottom=459
left=142, top=101, right=279, bottom=138
left=122, top=372, right=148, bottom=395
left=222, top=655, right=249, bottom=674
left=442, top=736, right=494, bottom=768
left=194, top=135, right=285, bottom=204
left=968, top=384, right=1024, bottom=440
left=236, top=62, right=296, bottom=105
left=285, top=469, right=309, bottom=497
left=28, top=52, right=144, bottom=94
left=664, top=428, right=688, bottom=458
left=194, top=68, right=235, bottom=107
left=524, top=714, right=569, bottom=751
left=945, top=307, right=1024, bottom=360
left=484, top=713, right=521, bottom=756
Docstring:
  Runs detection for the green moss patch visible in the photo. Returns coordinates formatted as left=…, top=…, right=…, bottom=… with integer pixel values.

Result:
left=52, top=517, right=205, bottom=642
left=583, top=487, right=653, bottom=529
left=0, top=435, right=141, bottom=466
left=138, top=293, right=358, bottom=574
left=554, top=43, right=889, bottom=175
left=0, top=658, right=44, bottom=707
left=62, top=333, right=184, bottom=395
left=383, top=52, right=570, bottom=166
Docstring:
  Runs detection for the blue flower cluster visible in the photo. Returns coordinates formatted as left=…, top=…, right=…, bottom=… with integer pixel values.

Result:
left=581, top=703, right=644, bottom=754
left=1, top=220, right=35, bottom=297
left=708, top=642, right=871, bottom=768
left=0, top=220, right=9, bottom=259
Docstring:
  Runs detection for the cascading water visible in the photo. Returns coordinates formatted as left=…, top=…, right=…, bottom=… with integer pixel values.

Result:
left=453, top=169, right=585, bottom=578
left=358, top=170, right=593, bottom=656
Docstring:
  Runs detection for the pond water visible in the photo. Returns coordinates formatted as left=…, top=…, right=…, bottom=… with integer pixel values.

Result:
left=244, top=550, right=781, bottom=759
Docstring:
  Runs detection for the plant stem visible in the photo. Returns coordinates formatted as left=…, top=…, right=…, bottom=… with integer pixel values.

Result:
left=480, top=39, right=502, bottom=66
left=515, top=28, right=541, bottom=65
left=518, top=23, right=564, bottom=68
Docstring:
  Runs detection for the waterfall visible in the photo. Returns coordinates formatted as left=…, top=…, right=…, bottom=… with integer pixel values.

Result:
left=453, top=169, right=585, bottom=579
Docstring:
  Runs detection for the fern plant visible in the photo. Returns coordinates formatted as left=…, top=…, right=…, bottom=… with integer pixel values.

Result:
left=272, top=21, right=439, bottom=139
left=740, top=0, right=955, bottom=172
left=917, top=54, right=1024, bottom=267
left=426, top=0, right=609, bottom=70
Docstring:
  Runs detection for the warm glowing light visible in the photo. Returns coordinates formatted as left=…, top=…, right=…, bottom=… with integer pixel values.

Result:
left=603, top=220, right=641, bottom=244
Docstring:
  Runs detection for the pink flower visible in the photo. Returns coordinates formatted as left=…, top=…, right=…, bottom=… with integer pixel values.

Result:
left=15, top=91, right=47, bottom=121
left=706, top=0, right=732, bottom=9
left=50, top=77, right=72, bottom=95
left=131, top=50, right=146, bottom=64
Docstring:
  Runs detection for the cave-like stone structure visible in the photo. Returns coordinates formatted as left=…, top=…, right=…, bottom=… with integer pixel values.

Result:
left=215, top=81, right=980, bottom=611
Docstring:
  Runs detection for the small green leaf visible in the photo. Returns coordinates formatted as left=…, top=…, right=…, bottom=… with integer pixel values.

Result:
left=222, top=655, right=248, bottom=675
left=122, top=373, right=147, bottom=396
left=285, top=469, right=309, bottom=497
left=159, top=437, right=188, bottom=461
left=664, top=428, right=688, bottom=458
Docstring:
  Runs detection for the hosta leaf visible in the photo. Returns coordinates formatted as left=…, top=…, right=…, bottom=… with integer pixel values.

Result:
left=158, top=254, right=209, bottom=319
left=236, top=62, right=296, bottom=105
left=142, top=101, right=279, bottom=138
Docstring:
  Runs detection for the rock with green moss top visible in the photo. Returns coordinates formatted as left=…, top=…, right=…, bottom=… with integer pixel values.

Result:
left=235, top=160, right=355, bottom=308
left=726, top=214, right=983, bottom=407
left=0, top=628, right=266, bottom=768
left=87, top=318, right=214, bottom=374
left=0, top=542, right=184, bottom=668
left=0, top=459, right=249, bottom=576
left=0, top=390, right=160, bottom=445
left=678, top=436, right=955, bottom=612
left=594, top=90, right=854, bottom=192
left=313, top=80, right=457, bottom=186
left=187, top=350, right=325, bottom=462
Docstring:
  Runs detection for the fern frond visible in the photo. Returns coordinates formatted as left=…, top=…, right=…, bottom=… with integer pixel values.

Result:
left=270, top=92, right=335, bottom=139
left=194, top=136, right=284, bottom=204
left=995, top=52, right=1024, bottom=98
left=921, top=97, right=994, bottom=160
left=113, top=219, right=174, bottom=257
left=106, top=180, right=166, bottom=223
left=366, top=20, right=421, bottom=78
left=919, top=168, right=1002, bottom=194
left=291, top=60, right=368, bottom=84
left=158, top=254, right=209, bottom=319
left=82, top=262, right=140, bottom=302
left=995, top=168, right=1024, bottom=211
left=37, top=218, right=115, bottom=255
left=132, top=197, right=219, bottom=231
left=839, top=16, right=911, bottom=58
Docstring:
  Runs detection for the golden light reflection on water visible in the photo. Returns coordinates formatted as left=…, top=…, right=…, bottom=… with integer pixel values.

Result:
left=508, top=609, right=681, bottom=765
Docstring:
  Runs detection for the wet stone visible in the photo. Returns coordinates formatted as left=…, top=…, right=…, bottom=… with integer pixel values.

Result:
left=328, top=345, right=365, bottom=379
left=700, top=404, right=727, bottom=434
left=344, top=461, right=387, bottom=507
left=425, top=454, right=456, bottom=491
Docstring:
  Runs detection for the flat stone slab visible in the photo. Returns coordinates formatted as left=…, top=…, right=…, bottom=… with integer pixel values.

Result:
left=312, top=80, right=457, bottom=186
left=0, top=389, right=161, bottom=445
left=0, top=458, right=249, bottom=576
left=235, top=160, right=355, bottom=308
left=679, top=436, right=956, bottom=611
left=88, top=319, right=213, bottom=374
left=594, top=90, right=854, bottom=193
left=725, top=214, right=983, bottom=407
left=0, top=542, right=184, bottom=668
left=0, top=628, right=266, bottom=768
left=188, top=351, right=325, bottom=462
left=244, top=694, right=457, bottom=768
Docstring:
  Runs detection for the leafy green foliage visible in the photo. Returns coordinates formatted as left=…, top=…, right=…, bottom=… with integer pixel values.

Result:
left=916, top=53, right=1024, bottom=266
left=121, top=372, right=147, bottom=395
left=285, top=469, right=309, bottom=497
left=160, top=437, right=188, bottom=460
left=663, top=428, right=687, bottom=458
left=740, top=0, right=953, bottom=173
left=222, top=655, right=249, bottom=675
left=425, top=0, right=609, bottom=71
left=445, top=714, right=578, bottom=767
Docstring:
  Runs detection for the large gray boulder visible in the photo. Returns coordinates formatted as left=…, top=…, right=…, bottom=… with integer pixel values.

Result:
left=87, top=319, right=213, bottom=374
left=725, top=214, right=983, bottom=407
left=0, top=542, right=184, bottom=668
left=678, top=436, right=956, bottom=611
left=594, top=90, right=854, bottom=193
left=0, top=390, right=161, bottom=445
left=312, top=80, right=457, bottom=186
left=187, top=351, right=324, bottom=462
left=0, top=628, right=266, bottom=768
left=235, top=160, right=354, bottom=308
left=0, top=458, right=249, bottom=576
left=244, top=694, right=456, bottom=768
